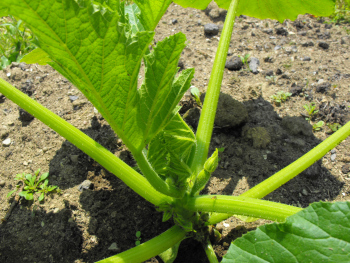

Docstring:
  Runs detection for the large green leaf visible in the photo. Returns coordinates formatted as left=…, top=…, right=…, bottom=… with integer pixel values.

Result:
left=139, top=33, right=193, bottom=144
left=222, top=201, right=350, bottom=263
left=0, top=0, right=154, bottom=151
left=174, top=0, right=335, bottom=22
left=133, top=0, right=172, bottom=31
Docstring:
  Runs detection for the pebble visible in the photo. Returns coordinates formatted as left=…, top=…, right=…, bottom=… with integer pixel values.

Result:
left=2, top=138, right=11, bottom=146
left=275, top=27, right=288, bottom=36
left=204, top=23, right=219, bottom=35
left=225, top=56, right=243, bottom=71
left=78, top=180, right=93, bottom=191
left=318, top=41, right=329, bottom=50
left=342, top=164, right=350, bottom=174
left=331, top=153, right=336, bottom=162
left=303, top=56, right=311, bottom=61
left=0, top=181, right=5, bottom=187
left=108, top=243, right=120, bottom=252
left=249, top=57, right=260, bottom=74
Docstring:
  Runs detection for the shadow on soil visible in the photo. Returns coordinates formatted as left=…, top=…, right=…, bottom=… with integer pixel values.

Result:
left=0, top=96, right=344, bottom=263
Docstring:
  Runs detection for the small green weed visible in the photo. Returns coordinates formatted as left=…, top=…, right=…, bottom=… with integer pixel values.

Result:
left=0, top=15, right=36, bottom=70
left=239, top=53, right=250, bottom=67
left=7, top=169, right=61, bottom=202
left=313, top=121, right=325, bottom=131
left=303, top=102, right=319, bottom=121
left=265, top=75, right=276, bottom=84
left=327, top=122, right=342, bottom=133
left=283, top=64, right=292, bottom=69
left=135, top=231, right=142, bottom=246
left=270, top=91, right=292, bottom=105
left=329, top=0, right=350, bottom=24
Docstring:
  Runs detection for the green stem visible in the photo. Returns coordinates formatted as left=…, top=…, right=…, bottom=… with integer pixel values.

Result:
left=186, top=195, right=302, bottom=223
left=208, top=120, right=350, bottom=224
left=203, top=239, right=219, bottom=263
left=97, top=226, right=186, bottom=263
left=0, top=77, right=172, bottom=206
left=133, top=150, right=183, bottom=198
left=191, top=0, right=240, bottom=174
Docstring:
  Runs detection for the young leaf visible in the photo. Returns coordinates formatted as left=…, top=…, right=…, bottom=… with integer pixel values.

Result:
left=222, top=201, right=350, bottom=263
left=38, top=172, right=49, bottom=183
left=148, top=113, right=196, bottom=183
left=125, top=3, right=145, bottom=34
left=139, top=33, right=193, bottom=144
left=174, top=0, right=335, bottom=22
left=38, top=193, right=45, bottom=202
left=6, top=189, right=18, bottom=198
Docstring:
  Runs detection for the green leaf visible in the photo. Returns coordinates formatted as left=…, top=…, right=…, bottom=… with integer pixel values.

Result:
left=133, top=0, right=172, bottom=31
left=7, top=189, right=17, bottom=198
left=125, top=3, right=145, bottom=34
left=0, top=0, right=154, bottom=152
left=38, top=172, right=49, bottom=183
left=18, top=191, right=28, bottom=198
left=139, top=33, right=193, bottom=144
left=222, top=201, right=350, bottom=263
left=148, top=113, right=196, bottom=183
left=20, top=48, right=52, bottom=65
left=174, top=0, right=335, bottom=22
left=0, top=7, right=8, bottom=17
left=159, top=240, right=183, bottom=263
left=38, top=192, right=45, bottom=202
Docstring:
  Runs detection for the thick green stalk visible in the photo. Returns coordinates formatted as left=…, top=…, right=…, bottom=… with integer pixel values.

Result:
left=191, top=0, right=240, bottom=174
left=0, top=77, right=172, bottom=206
left=203, top=239, right=219, bottom=263
left=97, top=226, right=186, bottom=263
left=133, top=150, right=183, bottom=198
left=208, top=120, right=350, bottom=224
left=186, top=195, right=302, bottom=222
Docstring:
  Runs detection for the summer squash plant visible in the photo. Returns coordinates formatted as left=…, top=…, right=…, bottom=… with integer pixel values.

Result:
left=0, top=0, right=349, bottom=262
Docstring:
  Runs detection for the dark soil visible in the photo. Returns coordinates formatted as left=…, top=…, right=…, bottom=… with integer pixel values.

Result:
left=1, top=2, right=350, bottom=262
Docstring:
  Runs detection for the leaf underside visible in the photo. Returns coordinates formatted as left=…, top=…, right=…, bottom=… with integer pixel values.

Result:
left=174, top=0, right=335, bottom=22
left=222, top=201, right=350, bottom=263
left=3, top=0, right=194, bottom=153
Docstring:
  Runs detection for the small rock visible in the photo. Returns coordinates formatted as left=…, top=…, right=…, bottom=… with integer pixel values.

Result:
left=171, top=19, right=178, bottom=25
left=276, top=68, right=283, bottom=75
left=289, top=84, right=303, bottom=96
left=225, top=56, right=243, bottom=71
left=274, top=45, right=282, bottom=50
left=2, top=138, right=11, bottom=146
left=70, top=155, right=79, bottom=164
left=249, top=57, right=260, bottom=74
left=302, top=56, right=311, bottom=61
left=316, top=82, right=331, bottom=93
left=209, top=8, right=220, bottom=19
left=0, top=181, right=5, bottom=187
left=297, top=31, right=307, bottom=36
left=342, top=164, right=350, bottom=174
left=263, top=29, right=273, bottom=34
left=72, top=99, right=87, bottom=108
left=19, top=108, right=34, bottom=122
left=318, top=41, right=329, bottom=50
left=108, top=243, right=120, bottom=252
left=263, top=70, right=274, bottom=77
left=275, top=27, right=288, bottom=36
left=331, top=153, right=336, bottom=162
left=69, top=95, right=79, bottom=101
left=302, top=189, right=308, bottom=196
left=78, top=180, right=93, bottom=191
left=204, top=23, right=219, bottom=35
